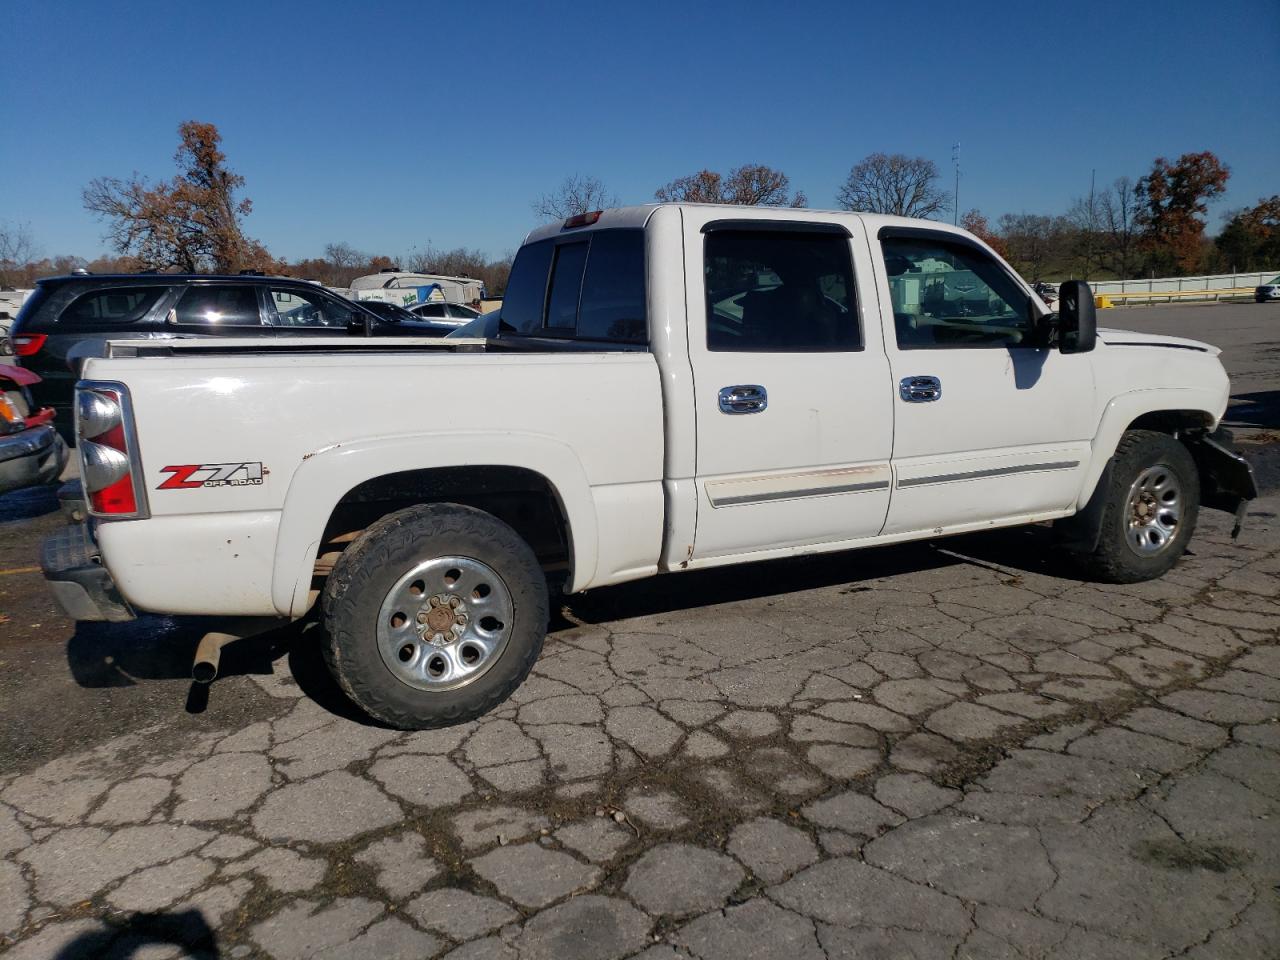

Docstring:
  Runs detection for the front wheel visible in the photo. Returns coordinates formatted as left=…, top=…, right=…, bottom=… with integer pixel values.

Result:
left=321, top=503, right=549, bottom=729
left=1075, top=430, right=1200, bottom=583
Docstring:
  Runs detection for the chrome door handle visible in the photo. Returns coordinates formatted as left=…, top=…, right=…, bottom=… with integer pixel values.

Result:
left=899, top=376, right=942, bottom=403
left=719, top=384, right=768, bottom=414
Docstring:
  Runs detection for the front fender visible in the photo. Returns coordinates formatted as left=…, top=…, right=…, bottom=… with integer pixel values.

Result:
left=271, top=432, right=597, bottom=617
left=1076, top=386, right=1226, bottom=510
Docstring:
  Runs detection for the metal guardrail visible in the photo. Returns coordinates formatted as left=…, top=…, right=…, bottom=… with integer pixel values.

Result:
left=1094, top=288, right=1258, bottom=307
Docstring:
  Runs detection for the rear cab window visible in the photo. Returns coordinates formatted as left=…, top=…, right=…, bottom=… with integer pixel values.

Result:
left=499, top=229, right=646, bottom=344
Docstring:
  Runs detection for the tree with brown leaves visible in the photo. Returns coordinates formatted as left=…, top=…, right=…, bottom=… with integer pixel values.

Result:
left=837, top=153, right=949, bottom=219
left=655, top=164, right=806, bottom=207
left=84, top=121, right=279, bottom=274
left=960, top=209, right=1008, bottom=258
left=1136, top=151, right=1230, bottom=274
left=1216, top=196, right=1280, bottom=272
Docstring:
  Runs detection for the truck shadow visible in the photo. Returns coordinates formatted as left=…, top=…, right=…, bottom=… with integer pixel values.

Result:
left=0, top=483, right=59, bottom=523
left=49, top=909, right=217, bottom=959
left=563, top=528, right=1080, bottom=627
left=64, top=615, right=371, bottom=724
left=1225, top=390, right=1280, bottom=431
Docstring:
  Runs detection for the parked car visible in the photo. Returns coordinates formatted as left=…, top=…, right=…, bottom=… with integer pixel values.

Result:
left=1255, top=282, right=1280, bottom=303
left=40, top=204, right=1256, bottom=730
left=359, top=299, right=456, bottom=335
left=444, top=310, right=501, bottom=339
left=408, top=301, right=482, bottom=324
left=9, top=274, right=451, bottom=438
left=0, top=365, right=68, bottom=497
left=1032, top=281, right=1059, bottom=307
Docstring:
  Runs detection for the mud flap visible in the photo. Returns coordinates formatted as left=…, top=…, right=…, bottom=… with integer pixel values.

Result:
left=1187, top=428, right=1258, bottom=539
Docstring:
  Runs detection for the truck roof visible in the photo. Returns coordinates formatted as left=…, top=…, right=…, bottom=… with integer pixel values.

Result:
left=521, top=203, right=979, bottom=245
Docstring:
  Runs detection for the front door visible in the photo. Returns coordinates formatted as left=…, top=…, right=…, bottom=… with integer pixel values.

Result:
left=685, top=213, right=894, bottom=561
left=875, top=229, right=1095, bottom=536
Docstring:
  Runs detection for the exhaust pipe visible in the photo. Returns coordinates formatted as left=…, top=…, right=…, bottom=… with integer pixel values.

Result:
left=191, top=618, right=282, bottom=683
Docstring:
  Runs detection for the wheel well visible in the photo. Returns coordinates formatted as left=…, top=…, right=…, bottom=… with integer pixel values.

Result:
left=315, top=466, right=573, bottom=590
left=1126, top=409, right=1215, bottom=436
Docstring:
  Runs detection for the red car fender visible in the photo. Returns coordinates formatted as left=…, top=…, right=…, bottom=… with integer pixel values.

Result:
left=0, top=365, right=42, bottom=388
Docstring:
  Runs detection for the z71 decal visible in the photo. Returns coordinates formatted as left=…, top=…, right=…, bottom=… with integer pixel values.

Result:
left=158, top=462, right=265, bottom=490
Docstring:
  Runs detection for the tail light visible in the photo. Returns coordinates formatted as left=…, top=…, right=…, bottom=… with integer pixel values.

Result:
left=0, top=393, right=24, bottom=434
left=76, top=382, right=149, bottom=519
left=12, top=333, right=47, bottom=357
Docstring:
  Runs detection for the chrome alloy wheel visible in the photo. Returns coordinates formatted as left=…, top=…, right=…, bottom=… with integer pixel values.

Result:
left=376, top=556, right=514, bottom=691
left=1124, top=464, right=1182, bottom=557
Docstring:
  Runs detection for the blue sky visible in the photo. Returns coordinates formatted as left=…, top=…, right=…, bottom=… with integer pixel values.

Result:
left=2, top=0, right=1277, bottom=262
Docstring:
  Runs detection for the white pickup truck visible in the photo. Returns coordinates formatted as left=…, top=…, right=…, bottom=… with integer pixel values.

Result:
left=42, top=204, right=1257, bottom=728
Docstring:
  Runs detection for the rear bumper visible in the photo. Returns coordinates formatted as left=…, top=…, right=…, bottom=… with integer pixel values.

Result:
left=41, top=521, right=135, bottom=622
left=0, top=425, right=68, bottom=497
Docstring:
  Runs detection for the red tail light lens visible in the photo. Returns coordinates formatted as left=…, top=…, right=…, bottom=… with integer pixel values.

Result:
left=77, top=383, right=147, bottom=518
left=12, top=334, right=47, bottom=357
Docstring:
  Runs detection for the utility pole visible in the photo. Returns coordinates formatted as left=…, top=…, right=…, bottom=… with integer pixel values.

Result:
left=1086, top=168, right=1096, bottom=281
left=952, top=143, right=960, bottom=225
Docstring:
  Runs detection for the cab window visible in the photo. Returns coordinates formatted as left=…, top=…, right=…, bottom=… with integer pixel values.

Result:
left=882, top=235, right=1036, bottom=349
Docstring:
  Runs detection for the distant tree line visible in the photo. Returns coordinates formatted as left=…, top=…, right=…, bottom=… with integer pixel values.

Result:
left=1, top=121, right=1274, bottom=295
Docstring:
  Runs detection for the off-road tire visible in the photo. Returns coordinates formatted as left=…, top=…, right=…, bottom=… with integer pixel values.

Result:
left=1077, top=429, right=1200, bottom=583
left=321, top=502, right=548, bottom=729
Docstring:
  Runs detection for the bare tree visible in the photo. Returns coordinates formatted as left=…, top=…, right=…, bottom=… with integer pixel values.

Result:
left=324, top=242, right=367, bottom=271
left=997, top=213, right=1073, bottom=282
left=406, top=245, right=513, bottom=296
left=655, top=164, right=805, bottom=207
left=1066, top=187, right=1103, bottom=281
left=0, top=221, right=36, bottom=287
left=836, top=153, right=950, bottom=219
left=1099, top=176, right=1139, bottom=279
left=532, top=174, right=618, bottom=221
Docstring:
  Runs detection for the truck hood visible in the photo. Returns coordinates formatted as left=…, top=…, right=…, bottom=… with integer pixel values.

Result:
left=1097, top=328, right=1219, bottom=356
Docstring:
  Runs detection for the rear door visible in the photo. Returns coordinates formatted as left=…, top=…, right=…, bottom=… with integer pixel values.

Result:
left=684, top=213, right=894, bottom=560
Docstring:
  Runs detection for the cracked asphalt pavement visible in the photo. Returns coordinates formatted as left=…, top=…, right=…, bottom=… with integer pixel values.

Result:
left=0, top=302, right=1277, bottom=959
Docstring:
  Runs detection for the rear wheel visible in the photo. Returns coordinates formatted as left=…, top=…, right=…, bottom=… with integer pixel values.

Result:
left=322, top=502, right=548, bottom=729
left=1076, top=430, right=1199, bottom=583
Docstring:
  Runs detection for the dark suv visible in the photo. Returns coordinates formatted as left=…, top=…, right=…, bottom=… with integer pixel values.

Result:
left=10, top=274, right=452, bottom=438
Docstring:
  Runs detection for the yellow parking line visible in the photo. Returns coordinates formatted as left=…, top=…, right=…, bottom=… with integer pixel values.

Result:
left=0, top=566, right=40, bottom=576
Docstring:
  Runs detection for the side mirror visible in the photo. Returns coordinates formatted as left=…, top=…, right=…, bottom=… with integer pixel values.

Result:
left=1058, top=279, right=1096, bottom=354
left=347, top=314, right=374, bottom=337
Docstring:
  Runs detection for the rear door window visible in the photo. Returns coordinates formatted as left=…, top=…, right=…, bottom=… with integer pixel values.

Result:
left=60, top=287, right=167, bottom=326
left=704, top=229, right=860, bottom=352
left=172, top=285, right=261, bottom=326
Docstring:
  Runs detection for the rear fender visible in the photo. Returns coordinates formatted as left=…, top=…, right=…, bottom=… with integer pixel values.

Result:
left=271, top=432, right=596, bottom=617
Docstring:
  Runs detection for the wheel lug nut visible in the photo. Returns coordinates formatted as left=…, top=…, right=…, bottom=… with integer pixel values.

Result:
left=416, top=611, right=429, bottom=624
left=449, top=596, right=460, bottom=609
